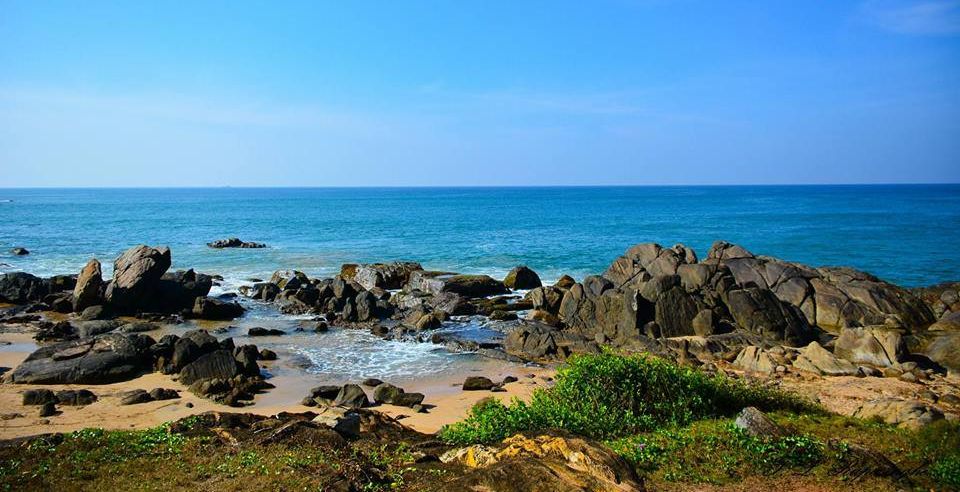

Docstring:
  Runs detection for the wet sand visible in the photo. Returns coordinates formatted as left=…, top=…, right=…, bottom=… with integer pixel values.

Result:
left=0, top=327, right=555, bottom=439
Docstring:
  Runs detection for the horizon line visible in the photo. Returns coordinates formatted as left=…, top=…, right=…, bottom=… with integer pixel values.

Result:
left=0, top=182, right=958, bottom=190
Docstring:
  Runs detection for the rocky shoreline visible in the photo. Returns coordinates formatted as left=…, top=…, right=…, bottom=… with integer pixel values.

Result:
left=1, top=240, right=959, bottom=429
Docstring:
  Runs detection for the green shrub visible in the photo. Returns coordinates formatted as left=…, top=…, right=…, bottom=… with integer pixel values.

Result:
left=440, top=351, right=814, bottom=444
left=931, top=454, right=960, bottom=490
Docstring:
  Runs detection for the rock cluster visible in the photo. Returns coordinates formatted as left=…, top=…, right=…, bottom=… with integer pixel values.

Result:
left=1, top=244, right=241, bottom=320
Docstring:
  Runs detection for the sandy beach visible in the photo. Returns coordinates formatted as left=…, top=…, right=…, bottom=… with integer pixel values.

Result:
left=0, top=326, right=555, bottom=439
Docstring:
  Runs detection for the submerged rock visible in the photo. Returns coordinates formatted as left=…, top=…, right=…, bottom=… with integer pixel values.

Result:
left=207, top=238, right=266, bottom=249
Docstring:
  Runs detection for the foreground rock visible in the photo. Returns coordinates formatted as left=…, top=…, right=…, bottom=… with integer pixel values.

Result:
left=72, top=259, right=103, bottom=312
left=439, top=433, right=644, bottom=492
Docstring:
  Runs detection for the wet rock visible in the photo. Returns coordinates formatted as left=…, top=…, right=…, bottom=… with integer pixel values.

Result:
left=79, top=305, right=111, bottom=321
left=206, top=238, right=266, bottom=248
left=75, top=320, right=122, bottom=338
left=489, top=310, right=518, bottom=321
left=10, top=247, right=29, bottom=256
left=119, top=321, right=159, bottom=333
left=247, top=327, right=284, bottom=337
left=503, top=266, right=542, bottom=290
left=362, top=378, right=383, bottom=387
left=72, top=259, right=103, bottom=312
left=192, top=297, right=244, bottom=320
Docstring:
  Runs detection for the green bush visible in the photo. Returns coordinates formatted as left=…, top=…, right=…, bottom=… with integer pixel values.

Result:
left=931, top=454, right=960, bottom=490
left=440, top=351, right=815, bottom=444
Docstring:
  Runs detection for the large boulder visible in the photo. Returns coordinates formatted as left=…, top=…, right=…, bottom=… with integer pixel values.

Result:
left=72, top=259, right=103, bottom=312
left=918, top=331, right=960, bottom=372
left=503, top=266, right=542, bottom=290
left=834, top=327, right=905, bottom=368
left=0, top=272, right=48, bottom=304
left=354, top=262, right=422, bottom=290
left=526, top=286, right=564, bottom=314
left=603, top=243, right=698, bottom=289
left=9, top=333, right=155, bottom=384
left=104, top=245, right=172, bottom=311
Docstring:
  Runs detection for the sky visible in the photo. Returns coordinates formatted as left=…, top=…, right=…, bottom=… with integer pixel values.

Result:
left=0, top=0, right=958, bottom=187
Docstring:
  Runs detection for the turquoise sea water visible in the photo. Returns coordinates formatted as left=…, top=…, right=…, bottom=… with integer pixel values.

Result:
left=2, top=185, right=959, bottom=288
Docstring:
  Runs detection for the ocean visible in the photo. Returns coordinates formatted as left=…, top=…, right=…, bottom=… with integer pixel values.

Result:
left=2, top=185, right=958, bottom=287
left=2, top=184, right=959, bottom=384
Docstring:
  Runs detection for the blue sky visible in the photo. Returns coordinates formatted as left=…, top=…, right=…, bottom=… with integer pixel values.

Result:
left=1, top=1, right=958, bottom=186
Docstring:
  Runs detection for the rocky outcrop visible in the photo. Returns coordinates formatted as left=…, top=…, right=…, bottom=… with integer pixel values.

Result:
left=72, top=259, right=103, bottom=312
left=503, top=266, right=542, bottom=290
left=706, top=241, right=934, bottom=333
left=104, top=245, right=172, bottom=310
left=504, top=322, right=601, bottom=361
left=206, top=238, right=266, bottom=248
left=9, top=333, right=155, bottom=384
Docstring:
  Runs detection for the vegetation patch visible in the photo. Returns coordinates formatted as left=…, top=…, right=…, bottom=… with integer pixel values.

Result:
left=440, top=350, right=815, bottom=444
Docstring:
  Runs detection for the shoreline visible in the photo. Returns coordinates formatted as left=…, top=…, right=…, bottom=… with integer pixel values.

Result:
left=0, top=326, right=556, bottom=439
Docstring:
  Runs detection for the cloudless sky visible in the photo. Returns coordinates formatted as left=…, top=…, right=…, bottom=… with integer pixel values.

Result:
left=0, top=0, right=958, bottom=186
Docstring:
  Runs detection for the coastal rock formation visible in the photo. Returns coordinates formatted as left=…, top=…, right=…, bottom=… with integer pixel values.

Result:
left=9, top=333, right=155, bottom=384
left=207, top=238, right=266, bottom=248
left=406, top=272, right=509, bottom=298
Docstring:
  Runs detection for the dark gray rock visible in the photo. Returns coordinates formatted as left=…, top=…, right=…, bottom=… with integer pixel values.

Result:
left=22, top=389, right=57, bottom=406
left=10, top=333, right=155, bottom=384
left=247, top=327, right=284, bottom=336
left=462, top=376, right=496, bottom=391
left=206, top=238, right=266, bottom=249
left=55, top=389, right=98, bottom=406
left=192, top=297, right=244, bottom=320
left=332, top=384, right=369, bottom=408
left=0, top=272, right=49, bottom=304
left=104, top=245, right=172, bottom=311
